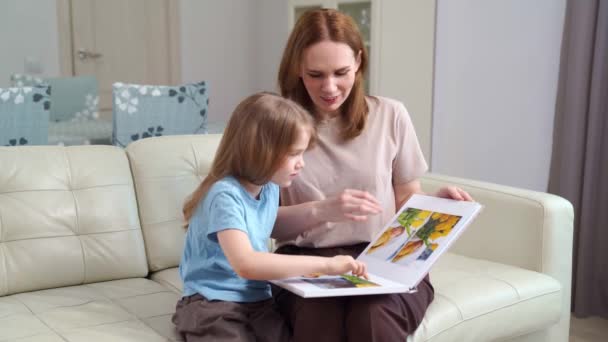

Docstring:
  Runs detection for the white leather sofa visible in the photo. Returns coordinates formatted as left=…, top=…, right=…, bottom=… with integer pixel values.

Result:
left=0, top=135, right=573, bottom=342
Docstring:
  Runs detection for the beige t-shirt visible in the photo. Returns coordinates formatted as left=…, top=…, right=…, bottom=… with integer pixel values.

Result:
left=278, top=96, right=428, bottom=248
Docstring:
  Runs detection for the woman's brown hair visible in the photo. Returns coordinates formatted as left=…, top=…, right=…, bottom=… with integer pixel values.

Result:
left=278, top=8, right=369, bottom=140
left=182, top=92, right=316, bottom=225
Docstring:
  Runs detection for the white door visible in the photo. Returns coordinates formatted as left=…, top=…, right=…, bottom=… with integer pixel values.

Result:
left=67, top=0, right=180, bottom=113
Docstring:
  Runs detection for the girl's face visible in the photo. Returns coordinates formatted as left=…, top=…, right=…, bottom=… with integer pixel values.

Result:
left=271, top=127, right=311, bottom=187
left=300, top=41, right=361, bottom=118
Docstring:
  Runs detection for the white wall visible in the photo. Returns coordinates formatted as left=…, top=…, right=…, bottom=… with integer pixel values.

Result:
left=179, top=0, right=257, bottom=123
left=253, top=0, right=290, bottom=94
left=1, top=0, right=568, bottom=193
left=432, top=0, right=566, bottom=191
left=0, top=0, right=60, bottom=87
left=375, top=1, right=436, bottom=162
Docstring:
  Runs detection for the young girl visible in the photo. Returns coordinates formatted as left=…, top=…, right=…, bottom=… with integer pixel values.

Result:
left=172, top=92, right=367, bottom=342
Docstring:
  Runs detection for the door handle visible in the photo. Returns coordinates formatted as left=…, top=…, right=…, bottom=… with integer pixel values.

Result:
left=77, top=48, right=103, bottom=61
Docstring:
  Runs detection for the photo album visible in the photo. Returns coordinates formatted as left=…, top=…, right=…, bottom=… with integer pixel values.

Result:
left=271, top=194, right=483, bottom=298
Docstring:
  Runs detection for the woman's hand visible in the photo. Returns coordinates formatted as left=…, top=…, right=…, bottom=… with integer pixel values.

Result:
left=435, top=186, right=474, bottom=201
left=315, top=189, right=383, bottom=222
left=325, top=255, right=368, bottom=279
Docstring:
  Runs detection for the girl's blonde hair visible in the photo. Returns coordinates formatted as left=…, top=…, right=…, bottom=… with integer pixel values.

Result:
left=278, top=8, right=369, bottom=140
left=183, top=92, right=316, bottom=225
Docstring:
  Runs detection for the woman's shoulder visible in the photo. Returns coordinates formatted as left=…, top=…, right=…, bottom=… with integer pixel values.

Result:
left=367, top=94, right=398, bottom=104
left=366, top=96, right=411, bottom=123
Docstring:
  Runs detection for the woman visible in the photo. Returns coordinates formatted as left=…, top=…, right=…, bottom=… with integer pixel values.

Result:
left=271, top=9, right=472, bottom=342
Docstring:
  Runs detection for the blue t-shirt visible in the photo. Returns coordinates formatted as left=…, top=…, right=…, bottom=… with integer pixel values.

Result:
left=179, top=176, right=279, bottom=302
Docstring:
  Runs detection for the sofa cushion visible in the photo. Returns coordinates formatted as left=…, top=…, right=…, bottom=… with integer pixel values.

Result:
left=0, top=278, right=181, bottom=341
left=412, top=253, right=561, bottom=341
left=151, top=253, right=561, bottom=341
left=149, top=268, right=182, bottom=295
left=0, top=145, right=148, bottom=296
left=126, top=134, right=222, bottom=272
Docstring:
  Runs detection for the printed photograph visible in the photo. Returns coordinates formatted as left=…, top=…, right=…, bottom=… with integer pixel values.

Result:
left=389, top=212, right=462, bottom=264
left=302, top=275, right=380, bottom=289
left=366, top=208, right=432, bottom=257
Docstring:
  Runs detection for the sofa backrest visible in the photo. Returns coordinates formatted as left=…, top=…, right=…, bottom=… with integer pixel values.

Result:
left=126, top=134, right=221, bottom=272
left=0, top=145, right=148, bottom=296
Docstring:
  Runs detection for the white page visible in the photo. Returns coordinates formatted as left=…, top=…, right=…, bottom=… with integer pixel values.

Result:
left=271, top=273, right=411, bottom=298
left=272, top=194, right=483, bottom=298
left=358, top=194, right=483, bottom=288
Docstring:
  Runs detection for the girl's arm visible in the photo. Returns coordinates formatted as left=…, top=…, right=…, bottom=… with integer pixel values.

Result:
left=217, top=229, right=367, bottom=280
left=272, top=189, right=383, bottom=240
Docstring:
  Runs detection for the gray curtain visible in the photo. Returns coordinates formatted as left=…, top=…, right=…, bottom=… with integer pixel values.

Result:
left=548, top=0, right=608, bottom=318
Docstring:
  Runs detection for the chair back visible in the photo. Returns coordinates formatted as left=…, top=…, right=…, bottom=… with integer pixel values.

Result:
left=111, top=81, right=209, bottom=147
left=0, top=85, right=50, bottom=146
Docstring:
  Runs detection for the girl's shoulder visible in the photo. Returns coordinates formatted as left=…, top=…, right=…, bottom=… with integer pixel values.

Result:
left=207, top=176, right=241, bottom=195
left=203, top=177, right=247, bottom=208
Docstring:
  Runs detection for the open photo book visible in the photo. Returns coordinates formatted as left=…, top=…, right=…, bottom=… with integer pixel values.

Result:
left=271, top=194, right=483, bottom=298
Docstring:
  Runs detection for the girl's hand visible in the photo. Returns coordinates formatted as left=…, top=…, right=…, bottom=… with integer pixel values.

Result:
left=435, top=186, right=474, bottom=201
left=325, top=255, right=369, bottom=279
left=316, top=189, right=382, bottom=222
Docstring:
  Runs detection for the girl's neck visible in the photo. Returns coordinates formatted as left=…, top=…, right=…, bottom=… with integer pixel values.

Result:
left=239, top=179, right=262, bottom=199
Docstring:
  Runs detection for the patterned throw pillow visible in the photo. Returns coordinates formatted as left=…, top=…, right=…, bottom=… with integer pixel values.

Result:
left=11, top=74, right=99, bottom=122
left=0, top=85, right=51, bottom=146
left=112, top=81, right=209, bottom=147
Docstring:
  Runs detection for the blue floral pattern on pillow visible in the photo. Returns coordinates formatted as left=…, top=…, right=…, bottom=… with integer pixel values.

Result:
left=11, top=73, right=99, bottom=122
left=0, top=85, right=50, bottom=146
left=112, top=81, right=209, bottom=147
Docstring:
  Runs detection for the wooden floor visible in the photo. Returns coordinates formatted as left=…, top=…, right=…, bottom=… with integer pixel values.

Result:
left=570, top=315, right=608, bottom=342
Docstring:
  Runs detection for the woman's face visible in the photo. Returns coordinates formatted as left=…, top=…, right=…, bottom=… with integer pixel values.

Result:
left=300, top=41, right=361, bottom=117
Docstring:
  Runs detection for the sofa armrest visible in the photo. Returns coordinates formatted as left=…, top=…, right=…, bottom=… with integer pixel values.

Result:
left=420, top=173, right=573, bottom=326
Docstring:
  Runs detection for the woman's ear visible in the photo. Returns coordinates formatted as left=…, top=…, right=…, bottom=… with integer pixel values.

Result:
left=355, top=50, right=362, bottom=72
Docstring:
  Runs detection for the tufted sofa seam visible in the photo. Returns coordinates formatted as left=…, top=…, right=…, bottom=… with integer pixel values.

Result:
left=0, top=227, right=140, bottom=243
left=83, top=284, right=173, bottom=339
left=434, top=293, right=464, bottom=320
left=142, top=218, right=181, bottom=226
left=190, top=142, right=201, bottom=182
left=105, top=290, right=174, bottom=301
left=423, top=288, right=561, bottom=340
left=0, top=205, right=3, bottom=241
left=0, top=245, right=7, bottom=295
left=56, top=318, right=149, bottom=336
left=149, top=276, right=181, bottom=294
left=129, top=174, right=194, bottom=181
left=0, top=183, right=134, bottom=195
left=0, top=333, right=69, bottom=342
left=63, top=149, right=87, bottom=285
left=9, top=294, right=70, bottom=342
left=435, top=273, right=523, bottom=300
left=0, top=205, right=4, bottom=295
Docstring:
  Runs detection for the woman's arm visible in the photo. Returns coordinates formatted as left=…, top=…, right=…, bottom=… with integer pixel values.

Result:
left=272, top=189, right=383, bottom=240
left=394, top=179, right=423, bottom=210
left=218, top=229, right=367, bottom=280
left=393, top=179, right=474, bottom=210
